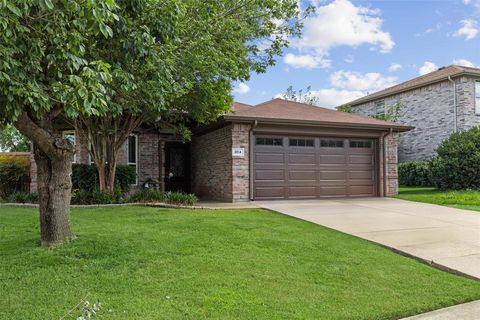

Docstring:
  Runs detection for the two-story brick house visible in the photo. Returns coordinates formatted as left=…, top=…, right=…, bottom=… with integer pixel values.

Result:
left=348, top=65, right=480, bottom=162
left=30, top=99, right=411, bottom=201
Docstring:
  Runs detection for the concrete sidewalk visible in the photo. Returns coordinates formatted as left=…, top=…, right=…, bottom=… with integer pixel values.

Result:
left=401, top=300, right=480, bottom=319
left=255, top=197, right=480, bottom=279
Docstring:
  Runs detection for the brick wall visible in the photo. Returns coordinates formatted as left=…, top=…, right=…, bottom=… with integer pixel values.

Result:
left=351, top=76, right=480, bottom=162
left=137, top=133, right=160, bottom=187
left=231, top=124, right=250, bottom=201
left=378, top=132, right=399, bottom=196
left=29, top=129, right=157, bottom=192
left=191, top=123, right=251, bottom=202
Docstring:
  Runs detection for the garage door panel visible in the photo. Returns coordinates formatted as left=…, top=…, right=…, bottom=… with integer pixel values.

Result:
left=255, top=187, right=285, bottom=199
left=349, top=155, right=374, bottom=165
left=255, top=169, right=284, bottom=181
left=253, top=136, right=376, bottom=200
left=319, top=154, right=347, bottom=164
left=349, top=170, right=374, bottom=180
left=319, top=186, right=347, bottom=197
left=319, top=170, right=347, bottom=181
left=288, top=187, right=317, bottom=198
left=288, top=153, right=316, bottom=164
left=255, top=152, right=284, bottom=164
left=350, top=185, right=375, bottom=196
left=288, top=170, right=316, bottom=181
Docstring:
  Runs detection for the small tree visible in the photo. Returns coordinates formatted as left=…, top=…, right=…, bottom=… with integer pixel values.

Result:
left=281, top=85, right=319, bottom=105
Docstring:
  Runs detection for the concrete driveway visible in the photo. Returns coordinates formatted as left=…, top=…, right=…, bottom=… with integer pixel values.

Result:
left=255, top=198, right=480, bottom=279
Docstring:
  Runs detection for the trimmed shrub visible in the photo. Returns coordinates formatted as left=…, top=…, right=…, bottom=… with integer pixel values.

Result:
left=398, top=161, right=432, bottom=187
left=128, top=189, right=198, bottom=206
left=114, top=165, right=137, bottom=193
left=71, top=164, right=136, bottom=193
left=128, top=188, right=165, bottom=203
left=0, top=163, right=30, bottom=198
left=8, top=192, right=38, bottom=204
left=430, top=127, right=480, bottom=190
left=72, top=164, right=98, bottom=192
left=71, top=189, right=123, bottom=205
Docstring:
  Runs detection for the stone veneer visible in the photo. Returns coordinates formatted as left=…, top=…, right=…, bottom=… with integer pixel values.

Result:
left=351, top=76, right=480, bottom=162
left=191, top=123, right=251, bottom=202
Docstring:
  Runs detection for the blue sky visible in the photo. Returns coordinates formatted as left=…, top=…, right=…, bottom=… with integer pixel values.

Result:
left=232, top=0, right=480, bottom=108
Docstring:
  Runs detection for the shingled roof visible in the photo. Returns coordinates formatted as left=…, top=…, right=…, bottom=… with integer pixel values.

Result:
left=223, top=98, right=412, bottom=131
left=349, top=65, right=480, bottom=106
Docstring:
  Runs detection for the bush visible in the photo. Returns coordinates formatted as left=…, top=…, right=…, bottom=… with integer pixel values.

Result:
left=430, top=127, right=480, bottom=190
left=72, top=164, right=136, bottom=193
left=398, top=161, right=432, bottom=187
left=128, top=189, right=198, bottom=206
left=71, top=189, right=123, bottom=205
left=0, top=163, right=30, bottom=198
left=8, top=192, right=38, bottom=204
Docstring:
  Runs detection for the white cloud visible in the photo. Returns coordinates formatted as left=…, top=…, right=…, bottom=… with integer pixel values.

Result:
left=330, top=70, right=397, bottom=92
left=232, top=83, right=250, bottom=94
left=388, top=63, right=402, bottom=72
left=276, top=68, right=399, bottom=109
left=463, top=0, right=480, bottom=10
left=453, top=58, right=476, bottom=67
left=344, top=54, right=354, bottom=64
left=454, top=19, right=479, bottom=40
left=286, top=0, right=394, bottom=69
left=419, top=61, right=438, bottom=75
left=283, top=53, right=331, bottom=69
left=309, top=89, right=365, bottom=108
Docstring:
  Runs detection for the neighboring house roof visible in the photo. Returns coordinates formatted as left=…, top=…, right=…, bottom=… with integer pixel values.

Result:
left=231, top=102, right=253, bottom=113
left=349, top=65, right=480, bottom=106
left=223, top=98, right=412, bottom=131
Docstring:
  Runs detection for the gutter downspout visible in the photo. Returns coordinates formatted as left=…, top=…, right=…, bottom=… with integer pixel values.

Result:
left=249, top=120, right=258, bottom=200
left=448, top=76, right=458, bottom=133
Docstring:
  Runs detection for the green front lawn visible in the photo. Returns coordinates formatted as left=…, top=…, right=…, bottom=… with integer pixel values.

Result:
left=397, top=187, right=480, bottom=212
left=1, top=207, right=480, bottom=320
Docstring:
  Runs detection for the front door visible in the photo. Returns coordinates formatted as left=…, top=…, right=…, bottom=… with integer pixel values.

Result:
left=164, top=142, right=190, bottom=193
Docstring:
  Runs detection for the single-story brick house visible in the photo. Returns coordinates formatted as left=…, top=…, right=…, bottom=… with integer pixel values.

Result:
left=30, top=99, right=412, bottom=201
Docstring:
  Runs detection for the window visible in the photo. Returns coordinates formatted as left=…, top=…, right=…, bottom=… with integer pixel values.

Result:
left=476, top=81, right=480, bottom=115
left=63, top=131, right=76, bottom=163
left=128, top=135, right=138, bottom=185
left=350, top=140, right=372, bottom=148
left=289, top=138, right=314, bottom=147
left=374, top=100, right=385, bottom=117
left=320, top=139, right=344, bottom=148
left=256, top=137, right=283, bottom=146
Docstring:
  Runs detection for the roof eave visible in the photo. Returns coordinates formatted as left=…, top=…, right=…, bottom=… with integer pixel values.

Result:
left=222, top=115, right=413, bottom=132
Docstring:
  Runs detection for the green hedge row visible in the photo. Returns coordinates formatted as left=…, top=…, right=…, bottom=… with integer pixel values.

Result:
left=8, top=189, right=198, bottom=206
left=398, top=161, right=432, bottom=187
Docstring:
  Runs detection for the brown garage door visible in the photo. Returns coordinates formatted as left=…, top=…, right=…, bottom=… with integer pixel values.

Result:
left=253, top=136, right=376, bottom=200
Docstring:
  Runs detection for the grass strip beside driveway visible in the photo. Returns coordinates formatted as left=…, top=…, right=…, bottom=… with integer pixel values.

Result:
left=397, top=187, right=480, bottom=212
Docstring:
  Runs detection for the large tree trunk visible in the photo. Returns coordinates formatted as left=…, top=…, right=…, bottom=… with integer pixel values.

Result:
left=15, top=111, right=75, bottom=246
left=34, top=144, right=75, bottom=245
